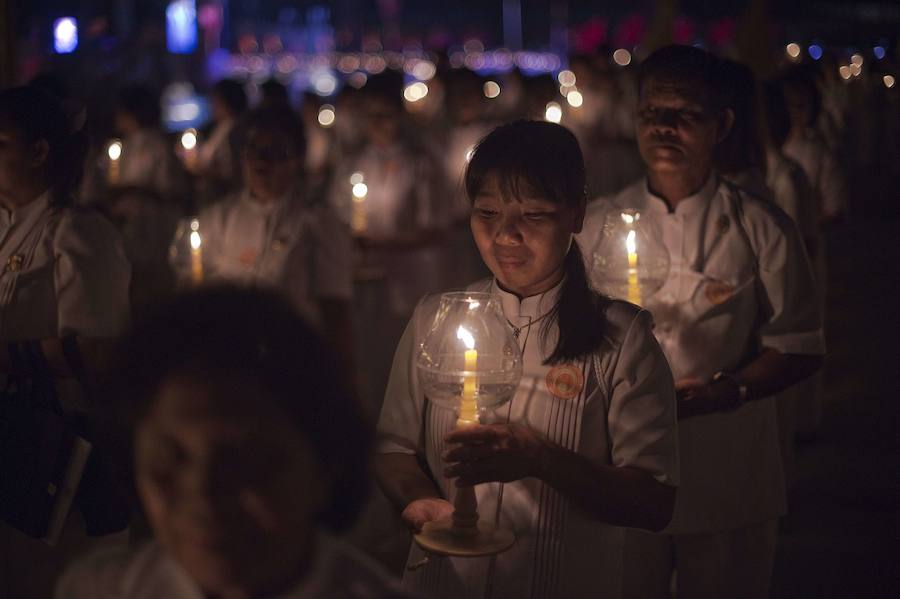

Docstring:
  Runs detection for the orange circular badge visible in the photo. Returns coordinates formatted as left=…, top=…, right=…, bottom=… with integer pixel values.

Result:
left=704, top=281, right=735, bottom=305
left=546, top=364, right=584, bottom=400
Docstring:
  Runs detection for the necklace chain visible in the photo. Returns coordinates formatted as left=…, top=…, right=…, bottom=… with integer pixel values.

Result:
left=507, top=311, right=551, bottom=340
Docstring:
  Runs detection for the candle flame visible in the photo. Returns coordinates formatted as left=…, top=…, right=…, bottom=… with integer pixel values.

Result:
left=456, top=326, right=475, bottom=350
left=626, top=230, right=637, bottom=254
left=352, top=182, right=368, bottom=199
left=190, top=231, right=202, bottom=250
left=107, top=140, right=122, bottom=161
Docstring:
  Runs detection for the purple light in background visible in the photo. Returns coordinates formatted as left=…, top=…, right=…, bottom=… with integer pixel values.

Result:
left=874, top=46, right=886, bottom=60
left=808, top=44, right=824, bottom=61
left=166, top=0, right=197, bottom=54
left=53, top=17, right=78, bottom=54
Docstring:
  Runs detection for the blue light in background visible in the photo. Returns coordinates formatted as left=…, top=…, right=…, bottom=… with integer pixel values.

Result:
left=808, top=44, right=823, bottom=61
left=53, top=17, right=78, bottom=54
left=166, top=0, right=197, bottom=54
left=161, top=82, right=209, bottom=132
left=874, top=46, right=886, bottom=60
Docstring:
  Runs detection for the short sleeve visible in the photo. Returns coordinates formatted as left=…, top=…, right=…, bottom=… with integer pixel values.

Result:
left=749, top=205, right=826, bottom=355
left=311, top=204, right=353, bottom=300
left=54, top=211, right=131, bottom=337
left=375, top=297, right=436, bottom=455
left=607, top=309, right=679, bottom=486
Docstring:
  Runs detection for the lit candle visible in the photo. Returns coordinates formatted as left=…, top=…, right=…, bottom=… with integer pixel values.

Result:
left=107, top=139, right=122, bottom=185
left=181, top=128, right=198, bottom=171
left=350, top=173, right=368, bottom=234
left=189, top=220, right=203, bottom=285
left=626, top=229, right=641, bottom=306
left=456, top=326, right=478, bottom=426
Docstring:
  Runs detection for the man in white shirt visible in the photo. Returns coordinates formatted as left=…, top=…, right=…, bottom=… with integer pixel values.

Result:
left=578, top=45, right=824, bottom=599
left=199, top=107, right=354, bottom=365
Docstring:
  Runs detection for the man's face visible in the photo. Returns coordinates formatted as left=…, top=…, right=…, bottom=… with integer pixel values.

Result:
left=636, top=77, right=728, bottom=178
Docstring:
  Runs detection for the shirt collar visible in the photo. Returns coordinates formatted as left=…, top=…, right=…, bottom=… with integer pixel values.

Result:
left=10, top=190, right=52, bottom=226
left=240, top=188, right=292, bottom=214
left=643, top=172, right=717, bottom=216
left=492, top=277, right=563, bottom=321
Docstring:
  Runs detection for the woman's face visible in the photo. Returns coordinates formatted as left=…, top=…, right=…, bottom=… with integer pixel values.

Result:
left=470, top=173, right=584, bottom=297
left=0, top=121, right=44, bottom=204
left=135, top=375, right=328, bottom=597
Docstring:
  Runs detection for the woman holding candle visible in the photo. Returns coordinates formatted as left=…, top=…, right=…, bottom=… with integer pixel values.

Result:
left=375, top=120, right=679, bottom=598
left=0, top=86, right=131, bottom=598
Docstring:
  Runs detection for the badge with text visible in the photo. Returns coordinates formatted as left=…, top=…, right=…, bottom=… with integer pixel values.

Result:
left=545, top=364, right=584, bottom=400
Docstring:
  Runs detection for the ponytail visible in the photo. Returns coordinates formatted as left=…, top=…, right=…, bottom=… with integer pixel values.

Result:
left=541, top=240, right=610, bottom=365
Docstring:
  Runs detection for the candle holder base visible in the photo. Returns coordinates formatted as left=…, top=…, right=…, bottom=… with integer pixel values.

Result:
left=414, top=518, right=515, bottom=558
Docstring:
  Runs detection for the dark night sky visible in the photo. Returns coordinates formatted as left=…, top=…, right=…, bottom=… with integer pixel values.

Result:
left=16, top=1, right=900, bottom=47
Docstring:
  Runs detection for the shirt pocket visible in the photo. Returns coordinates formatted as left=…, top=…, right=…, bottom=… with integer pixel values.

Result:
left=689, top=273, right=757, bottom=324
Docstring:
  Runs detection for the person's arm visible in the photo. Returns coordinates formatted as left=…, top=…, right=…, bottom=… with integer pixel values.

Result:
left=443, top=425, right=675, bottom=531
left=374, top=453, right=453, bottom=532
left=679, top=200, right=825, bottom=418
left=373, top=297, right=454, bottom=531
left=444, top=309, right=679, bottom=532
left=677, top=349, right=822, bottom=418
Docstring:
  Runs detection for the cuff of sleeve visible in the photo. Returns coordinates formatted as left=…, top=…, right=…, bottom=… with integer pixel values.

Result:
left=761, top=330, right=826, bottom=355
left=375, top=434, right=418, bottom=455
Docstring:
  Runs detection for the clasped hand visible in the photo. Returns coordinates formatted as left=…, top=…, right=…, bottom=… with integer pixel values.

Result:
left=675, top=377, right=741, bottom=419
left=442, top=423, right=548, bottom=487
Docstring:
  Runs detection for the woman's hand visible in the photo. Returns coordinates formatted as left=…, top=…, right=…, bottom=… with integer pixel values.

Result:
left=401, top=498, right=454, bottom=532
left=675, top=377, right=739, bottom=419
left=442, top=423, right=549, bottom=487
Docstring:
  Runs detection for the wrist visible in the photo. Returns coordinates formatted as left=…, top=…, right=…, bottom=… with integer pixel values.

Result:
left=712, top=371, right=750, bottom=410
left=534, top=440, right=564, bottom=481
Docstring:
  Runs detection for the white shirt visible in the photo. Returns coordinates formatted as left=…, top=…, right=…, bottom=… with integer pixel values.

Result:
left=199, top=190, right=352, bottom=327
left=118, top=129, right=186, bottom=200
left=578, top=176, right=825, bottom=533
left=0, top=192, right=130, bottom=341
left=327, top=142, right=449, bottom=237
left=377, top=278, right=678, bottom=599
left=783, top=128, right=847, bottom=220
left=196, top=117, right=236, bottom=181
left=55, top=533, right=413, bottom=599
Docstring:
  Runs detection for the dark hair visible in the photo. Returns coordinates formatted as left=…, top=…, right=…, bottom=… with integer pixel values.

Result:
left=113, top=286, right=370, bottom=531
left=0, top=86, right=84, bottom=206
left=260, top=79, right=289, bottom=106
left=464, top=120, right=608, bottom=364
left=212, top=79, right=248, bottom=115
left=638, top=44, right=726, bottom=112
left=238, top=105, right=307, bottom=163
left=717, top=58, right=766, bottom=175
left=117, top=85, right=160, bottom=128
left=780, top=65, right=822, bottom=127
left=762, top=79, right=792, bottom=149
left=358, top=71, right=404, bottom=111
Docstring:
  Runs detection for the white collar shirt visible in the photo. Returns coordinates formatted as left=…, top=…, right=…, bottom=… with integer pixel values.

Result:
left=578, top=175, right=824, bottom=533
left=376, top=278, right=678, bottom=598
left=0, top=191, right=130, bottom=340
left=198, top=190, right=352, bottom=327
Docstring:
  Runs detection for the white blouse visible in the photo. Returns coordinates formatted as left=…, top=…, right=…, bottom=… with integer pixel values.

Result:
left=199, top=190, right=352, bottom=327
left=0, top=192, right=130, bottom=341
left=578, top=176, right=825, bottom=533
left=377, top=278, right=678, bottom=599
